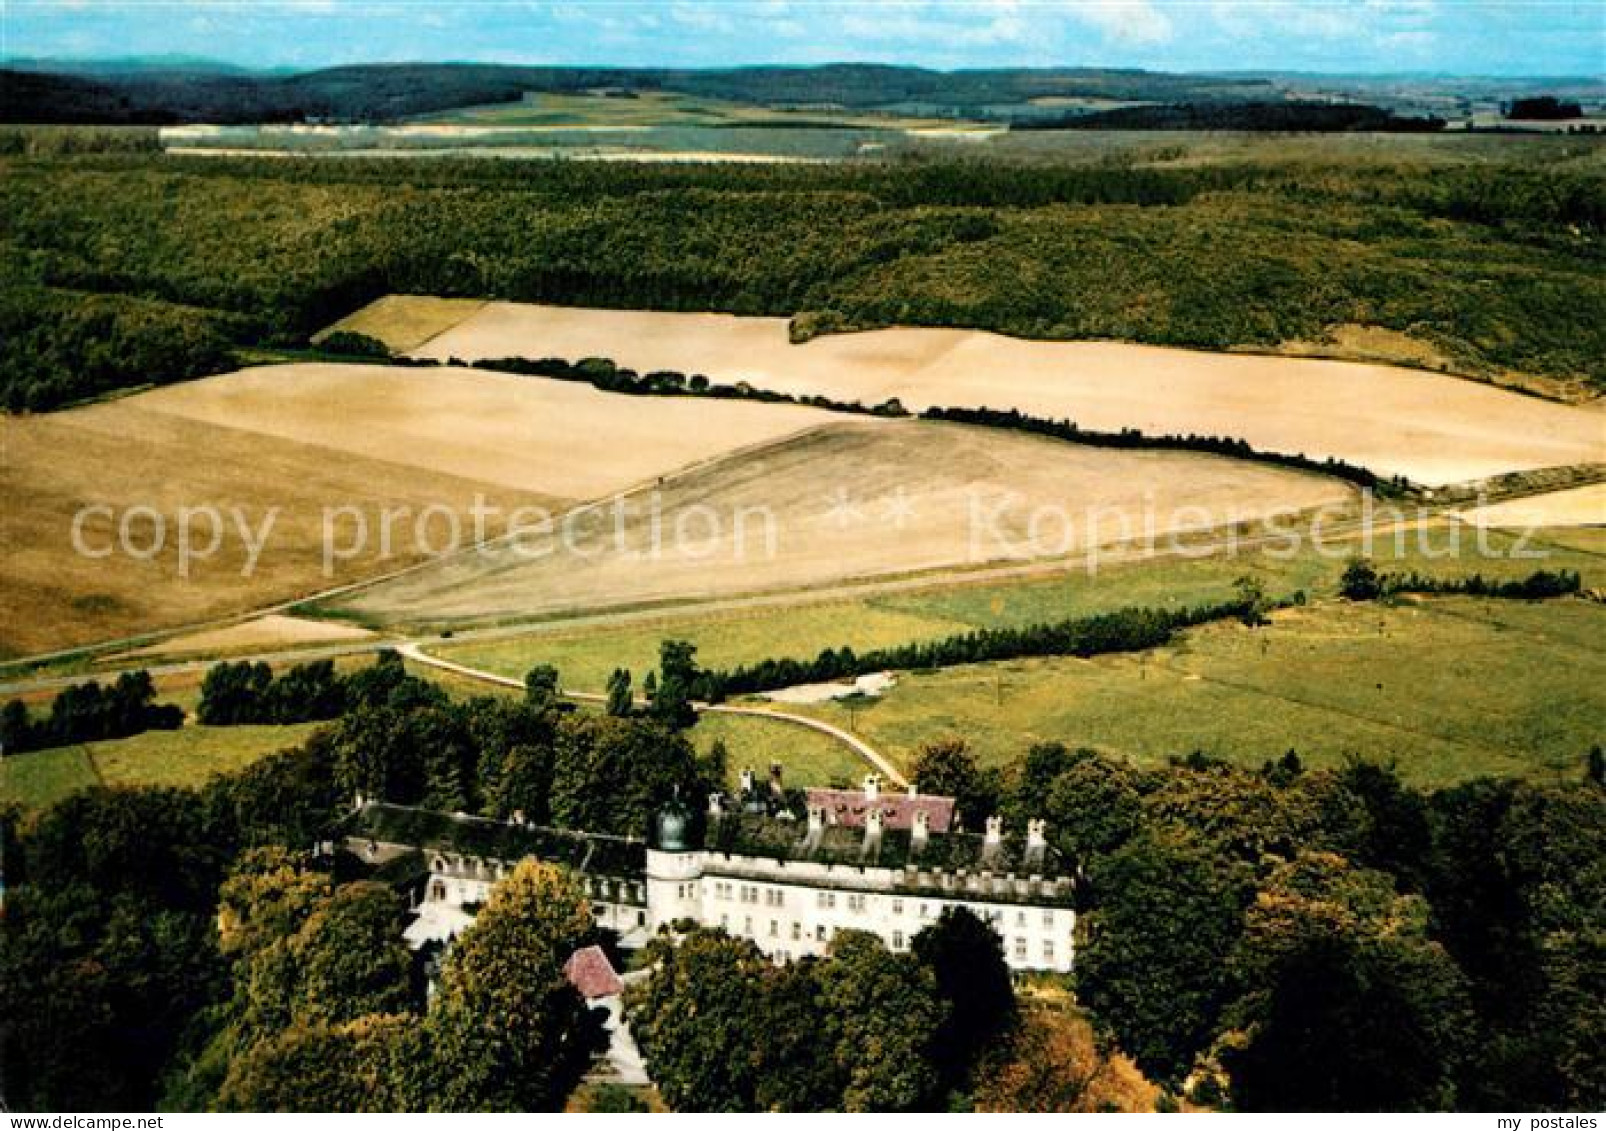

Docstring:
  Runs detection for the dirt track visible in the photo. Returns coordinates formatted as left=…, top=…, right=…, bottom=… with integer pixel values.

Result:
left=395, top=643, right=907, bottom=787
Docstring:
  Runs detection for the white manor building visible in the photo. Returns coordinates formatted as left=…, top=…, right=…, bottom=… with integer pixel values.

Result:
left=341, top=770, right=1079, bottom=974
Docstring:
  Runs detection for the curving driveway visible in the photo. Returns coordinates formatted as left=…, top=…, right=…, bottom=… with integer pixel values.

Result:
left=396, top=643, right=906, bottom=788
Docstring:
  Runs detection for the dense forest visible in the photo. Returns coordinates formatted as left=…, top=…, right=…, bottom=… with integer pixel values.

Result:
left=2, top=145, right=1601, bottom=410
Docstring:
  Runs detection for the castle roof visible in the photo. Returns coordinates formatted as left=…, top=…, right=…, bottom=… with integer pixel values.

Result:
left=804, top=786, right=956, bottom=833
left=702, top=812, right=1076, bottom=906
left=346, top=802, right=646, bottom=878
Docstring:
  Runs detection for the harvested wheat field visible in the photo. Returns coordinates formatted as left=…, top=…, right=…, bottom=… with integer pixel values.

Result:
left=114, top=614, right=376, bottom=661
left=2, top=362, right=840, bottom=657
left=1456, top=482, right=1606, bottom=529
left=136, top=362, right=838, bottom=498
left=330, top=418, right=1353, bottom=629
left=408, top=300, right=1606, bottom=486
left=0, top=401, right=563, bottom=658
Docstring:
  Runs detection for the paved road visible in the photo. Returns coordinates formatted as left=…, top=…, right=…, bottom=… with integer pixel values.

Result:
left=397, top=643, right=908, bottom=788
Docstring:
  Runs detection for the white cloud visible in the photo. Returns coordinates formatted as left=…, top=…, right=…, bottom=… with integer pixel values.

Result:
left=1062, top=0, right=1174, bottom=46
left=834, top=0, right=1172, bottom=55
left=669, top=3, right=735, bottom=33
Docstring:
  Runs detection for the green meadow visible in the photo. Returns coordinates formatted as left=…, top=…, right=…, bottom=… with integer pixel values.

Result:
left=783, top=595, right=1605, bottom=789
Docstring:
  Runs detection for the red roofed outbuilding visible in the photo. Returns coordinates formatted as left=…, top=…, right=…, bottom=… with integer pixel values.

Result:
left=564, top=944, right=624, bottom=1001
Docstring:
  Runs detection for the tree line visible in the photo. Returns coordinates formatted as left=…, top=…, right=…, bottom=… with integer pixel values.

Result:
left=710, top=595, right=1249, bottom=696
left=1340, top=558, right=1585, bottom=602
left=452, top=354, right=1402, bottom=493
left=923, top=404, right=1407, bottom=494
left=458, top=353, right=910, bottom=416
left=1, top=668, right=181, bottom=754
left=1016, top=100, right=1446, bottom=133
left=0, top=62, right=1280, bottom=125
left=198, top=659, right=349, bottom=725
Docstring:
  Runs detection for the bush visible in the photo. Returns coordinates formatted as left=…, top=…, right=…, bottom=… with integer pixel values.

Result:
left=316, top=330, right=390, bottom=358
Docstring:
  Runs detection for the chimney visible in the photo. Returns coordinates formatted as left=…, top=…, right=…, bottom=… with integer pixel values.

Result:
left=769, top=761, right=784, bottom=794
left=1026, top=818, right=1047, bottom=865
left=912, top=809, right=931, bottom=853
left=708, top=792, right=724, bottom=818
left=511, top=809, right=526, bottom=827
left=982, top=815, right=1003, bottom=866
left=907, top=782, right=918, bottom=799
left=803, top=805, right=826, bottom=852
left=862, top=808, right=884, bottom=859
left=739, top=767, right=756, bottom=794
left=863, top=773, right=880, bottom=803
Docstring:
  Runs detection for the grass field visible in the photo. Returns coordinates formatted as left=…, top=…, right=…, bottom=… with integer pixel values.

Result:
left=428, top=523, right=1605, bottom=693
left=332, top=418, right=1351, bottom=629
left=434, top=600, right=976, bottom=691
left=410, top=300, right=1605, bottom=485
left=689, top=712, right=871, bottom=789
left=1, top=721, right=324, bottom=813
left=779, top=595, right=1606, bottom=789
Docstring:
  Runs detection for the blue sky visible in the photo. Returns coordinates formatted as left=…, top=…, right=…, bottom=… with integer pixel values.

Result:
left=3, top=2, right=1602, bottom=76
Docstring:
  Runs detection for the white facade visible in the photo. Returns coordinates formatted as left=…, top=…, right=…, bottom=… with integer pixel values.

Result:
left=350, top=836, right=651, bottom=947
left=644, top=846, right=1076, bottom=973
left=350, top=800, right=1077, bottom=975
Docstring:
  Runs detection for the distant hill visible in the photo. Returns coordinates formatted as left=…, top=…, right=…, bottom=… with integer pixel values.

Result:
left=0, top=62, right=1283, bottom=125
left=1, top=55, right=263, bottom=77
left=4, top=61, right=1596, bottom=127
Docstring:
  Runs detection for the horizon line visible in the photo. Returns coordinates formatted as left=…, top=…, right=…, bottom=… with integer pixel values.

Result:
left=3, top=56, right=1602, bottom=83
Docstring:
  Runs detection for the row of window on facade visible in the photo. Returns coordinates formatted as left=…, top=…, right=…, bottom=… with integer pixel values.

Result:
left=709, top=880, right=1060, bottom=930
left=589, top=876, right=644, bottom=904
left=716, top=912, right=1058, bottom=962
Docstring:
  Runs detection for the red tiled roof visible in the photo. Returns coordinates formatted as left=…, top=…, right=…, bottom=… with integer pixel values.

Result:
left=804, top=787, right=956, bottom=834
left=565, top=945, right=623, bottom=1000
